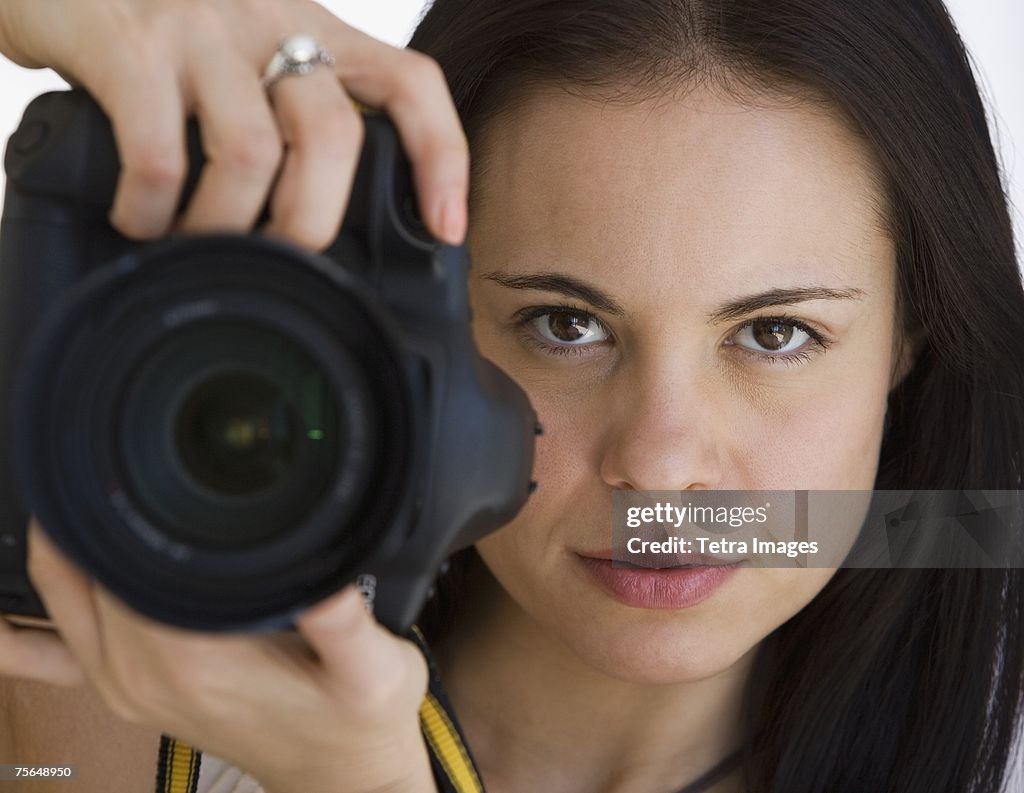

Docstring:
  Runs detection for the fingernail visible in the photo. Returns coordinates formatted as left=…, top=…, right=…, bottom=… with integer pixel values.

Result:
left=438, top=193, right=466, bottom=245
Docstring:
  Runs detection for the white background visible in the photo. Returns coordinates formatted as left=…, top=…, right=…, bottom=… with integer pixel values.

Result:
left=0, top=0, right=1020, bottom=263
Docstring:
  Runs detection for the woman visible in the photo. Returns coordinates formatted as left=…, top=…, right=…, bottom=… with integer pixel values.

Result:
left=1, top=1, right=1022, bottom=792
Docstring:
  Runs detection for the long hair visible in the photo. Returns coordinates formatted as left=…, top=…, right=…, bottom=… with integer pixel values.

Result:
left=408, top=2, right=1024, bottom=791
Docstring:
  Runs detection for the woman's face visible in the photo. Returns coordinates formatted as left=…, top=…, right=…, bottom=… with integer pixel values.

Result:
left=465, top=81, right=911, bottom=683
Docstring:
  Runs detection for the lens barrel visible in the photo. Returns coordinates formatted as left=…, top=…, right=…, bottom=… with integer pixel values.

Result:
left=14, top=235, right=415, bottom=630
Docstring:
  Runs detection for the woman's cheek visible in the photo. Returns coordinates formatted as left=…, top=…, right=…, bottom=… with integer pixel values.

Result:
left=728, top=364, right=889, bottom=490
left=736, top=568, right=839, bottom=625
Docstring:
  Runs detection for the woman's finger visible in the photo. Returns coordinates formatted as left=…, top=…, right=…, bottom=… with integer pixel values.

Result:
left=81, top=44, right=189, bottom=239
left=23, top=519, right=105, bottom=676
left=263, top=69, right=364, bottom=251
left=175, top=31, right=283, bottom=234
left=294, top=584, right=427, bottom=709
left=306, top=9, right=469, bottom=244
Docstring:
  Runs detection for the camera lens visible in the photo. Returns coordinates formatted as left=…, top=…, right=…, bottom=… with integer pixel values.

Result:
left=119, top=319, right=346, bottom=550
left=175, top=370, right=303, bottom=496
left=15, top=235, right=415, bottom=629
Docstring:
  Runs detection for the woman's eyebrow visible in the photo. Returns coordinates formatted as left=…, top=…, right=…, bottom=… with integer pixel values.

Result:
left=706, top=286, right=867, bottom=323
left=480, top=270, right=866, bottom=321
left=480, top=271, right=627, bottom=315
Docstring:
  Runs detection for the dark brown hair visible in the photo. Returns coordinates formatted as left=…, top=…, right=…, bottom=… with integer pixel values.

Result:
left=409, top=2, right=1024, bottom=791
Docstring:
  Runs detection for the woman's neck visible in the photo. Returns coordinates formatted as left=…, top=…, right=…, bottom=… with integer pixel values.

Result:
left=431, top=561, right=753, bottom=793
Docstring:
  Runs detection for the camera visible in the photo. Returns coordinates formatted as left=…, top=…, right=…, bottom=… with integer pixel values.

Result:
left=0, top=90, right=537, bottom=633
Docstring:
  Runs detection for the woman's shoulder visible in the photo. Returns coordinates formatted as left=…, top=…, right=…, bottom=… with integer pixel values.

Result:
left=0, top=675, right=164, bottom=793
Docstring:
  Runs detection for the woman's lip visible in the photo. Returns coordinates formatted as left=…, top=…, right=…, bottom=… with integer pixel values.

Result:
left=578, top=549, right=748, bottom=567
left=574, top=553, right=742, bottom=609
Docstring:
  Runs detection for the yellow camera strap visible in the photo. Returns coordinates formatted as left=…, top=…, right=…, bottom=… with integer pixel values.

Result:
left=155, top=734, right=201, bottom=793
left=408, top=623, right=486, bottom=793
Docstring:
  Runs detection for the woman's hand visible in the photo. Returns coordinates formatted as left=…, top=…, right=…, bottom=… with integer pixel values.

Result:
left=0, top=518, right=436, bottom=793
left=0, top=0, right=468, bottom=248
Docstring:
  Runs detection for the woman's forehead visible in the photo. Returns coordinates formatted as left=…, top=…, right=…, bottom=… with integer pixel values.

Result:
left=469, top=82, right=894, bottom=298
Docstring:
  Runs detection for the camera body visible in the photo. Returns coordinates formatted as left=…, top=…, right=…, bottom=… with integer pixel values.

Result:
left=0, top=90, right=536, bottom=633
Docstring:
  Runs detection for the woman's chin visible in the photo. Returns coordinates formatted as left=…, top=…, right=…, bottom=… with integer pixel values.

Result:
left=548, top=609, right=757, bottom=685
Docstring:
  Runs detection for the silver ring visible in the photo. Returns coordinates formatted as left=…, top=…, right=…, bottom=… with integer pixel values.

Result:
left=261, top=34, right=336, bottom=90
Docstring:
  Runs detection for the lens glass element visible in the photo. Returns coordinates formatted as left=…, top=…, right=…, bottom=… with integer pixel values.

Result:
left=119, top=319, right=346, bottom=549
left=176, top=369, right=323, bottom=496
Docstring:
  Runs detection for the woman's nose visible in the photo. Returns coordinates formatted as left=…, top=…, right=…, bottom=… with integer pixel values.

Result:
left=597, top=370, right=724, bottom=492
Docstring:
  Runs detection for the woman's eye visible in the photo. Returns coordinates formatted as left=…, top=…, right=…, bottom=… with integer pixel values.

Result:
left=733, top=319, right=810, bottom=354
left=728, top=316, right=831, bottom=366
left=531, top=310, right=609, bottom=346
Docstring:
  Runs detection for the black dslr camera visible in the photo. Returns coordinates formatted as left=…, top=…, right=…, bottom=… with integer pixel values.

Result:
left=0, top=90, right=537, bottom=633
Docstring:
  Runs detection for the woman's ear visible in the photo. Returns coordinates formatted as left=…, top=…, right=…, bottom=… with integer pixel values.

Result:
left=890, top=324, right=928, bottom=391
